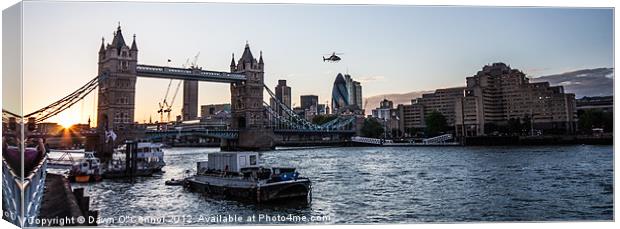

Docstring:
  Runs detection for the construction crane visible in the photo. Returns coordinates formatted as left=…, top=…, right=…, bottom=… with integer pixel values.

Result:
left=157, top=79, right=174, bottom=123
left=189, top=52, right=200, bottom=69
left=163, top=81, right=182, bottom=122
left=156, top=56, right=192, bottom=123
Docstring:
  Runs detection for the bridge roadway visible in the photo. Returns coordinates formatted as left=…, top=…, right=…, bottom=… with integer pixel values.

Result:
left=136, top=64, right=246, bottom=83
left=145, top=129, right=239, bottom=140
left=144, top=128, right=356, bottom=140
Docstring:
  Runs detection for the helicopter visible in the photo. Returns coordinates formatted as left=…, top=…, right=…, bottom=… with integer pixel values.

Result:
left=323, top=52, right=343, bottom=62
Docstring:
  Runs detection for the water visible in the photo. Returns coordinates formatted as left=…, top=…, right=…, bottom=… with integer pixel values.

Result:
left=71, top=145, right=613, bottom=226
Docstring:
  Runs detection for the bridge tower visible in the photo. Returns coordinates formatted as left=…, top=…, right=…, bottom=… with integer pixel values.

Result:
left=95, top=25, right=139, bottom=157
left=222, top=43, right=275, bottom=151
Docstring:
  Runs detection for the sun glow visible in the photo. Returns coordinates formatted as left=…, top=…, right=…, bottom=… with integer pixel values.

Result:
left=55, top=110, right=80, bottom=129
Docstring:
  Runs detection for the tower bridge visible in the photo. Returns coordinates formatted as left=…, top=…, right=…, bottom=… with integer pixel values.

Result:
left=5, top=25, right=359, bottom=156
left=135, top=64, right=246, bottom=83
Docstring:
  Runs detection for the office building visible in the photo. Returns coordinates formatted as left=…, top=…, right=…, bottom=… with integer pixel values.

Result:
left=331, top=73, right=363, bottom=114
left=270, top=80, right=292, bottom=116
left=397, top=63, right=577, bottom=137
left=454, top=63, right=576, bottom=136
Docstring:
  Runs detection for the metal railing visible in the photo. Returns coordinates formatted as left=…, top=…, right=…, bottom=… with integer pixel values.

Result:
left=136, top=64, right=246, bottom=82
left=2, top=154, right=48, bottom=227
left=351, top=136, right=385, bottom=145
left=422, top=134, right=453, bottom=144
left=145, top=128, right=239, bottom=140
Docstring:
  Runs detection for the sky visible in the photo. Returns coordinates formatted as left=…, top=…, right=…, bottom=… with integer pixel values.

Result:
left=18, top=1, right=613, bottom=125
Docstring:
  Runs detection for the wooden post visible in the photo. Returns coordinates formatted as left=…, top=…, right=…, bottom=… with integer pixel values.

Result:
left=124, top=140, right=137, bottom=182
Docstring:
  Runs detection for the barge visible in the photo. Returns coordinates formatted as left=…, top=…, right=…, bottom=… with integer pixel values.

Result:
left=185, top=152, right=312, bottom=204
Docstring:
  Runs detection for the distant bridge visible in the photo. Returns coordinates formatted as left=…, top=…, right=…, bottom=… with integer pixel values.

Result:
left=136, top=64, right=246, bottom=83
left=145, top=129, right=239, bottom=140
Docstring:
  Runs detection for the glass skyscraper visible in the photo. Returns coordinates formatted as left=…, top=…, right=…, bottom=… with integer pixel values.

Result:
left=331, top=73, right=363, bottom=114
left=331, top=73, right=350, bottom=113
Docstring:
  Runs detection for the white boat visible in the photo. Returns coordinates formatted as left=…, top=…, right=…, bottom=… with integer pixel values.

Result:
left=68, top=152, right=103, bottom=183
left=103, top=142, right=166, bottom=178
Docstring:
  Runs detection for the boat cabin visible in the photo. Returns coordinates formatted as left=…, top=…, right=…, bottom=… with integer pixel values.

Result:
left=135, top=142, right=164, bottom=165
left=115, top=142, right=164, bottom=161
left=197, top=152, right=259, bottom=174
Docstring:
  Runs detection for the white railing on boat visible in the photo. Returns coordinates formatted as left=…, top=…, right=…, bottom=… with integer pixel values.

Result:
left=47, top=149, right=88, bottom=169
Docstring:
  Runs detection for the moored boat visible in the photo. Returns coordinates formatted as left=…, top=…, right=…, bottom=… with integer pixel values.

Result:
left=68, top=151, right=103, bottom=183
left=102, top=142, right=166, bottom=178
left=165, top=170, right=191, bottom=186
left=165, top=178, right=184, bottom=186
left=185, top=152, right=312, bottom=204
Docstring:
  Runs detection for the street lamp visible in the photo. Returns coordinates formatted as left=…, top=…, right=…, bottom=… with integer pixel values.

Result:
left=530, top=96, right=543, bottom=136
left=383, top=116, right=388, bottom=140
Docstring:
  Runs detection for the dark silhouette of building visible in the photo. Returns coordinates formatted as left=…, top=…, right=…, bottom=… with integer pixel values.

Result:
left=270, top=80, right=291, bottom=116
left=182, top=80, right=199, bottom=120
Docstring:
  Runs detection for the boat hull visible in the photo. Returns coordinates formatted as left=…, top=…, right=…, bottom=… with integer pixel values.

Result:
left=69, top=174, right=102, bottom=183
left=186, top=176, right=311, bottom=204
left=74, top=175, right=91, bottom=183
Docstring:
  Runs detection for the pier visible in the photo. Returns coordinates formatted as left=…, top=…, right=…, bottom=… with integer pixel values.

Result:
left=351, top=134, right=460, bottom=146
left=38, top=174, right=97, bottom=226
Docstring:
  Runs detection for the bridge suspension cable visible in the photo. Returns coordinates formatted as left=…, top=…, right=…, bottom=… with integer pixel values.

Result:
left=263, top=85, right=322, bottom=130
left=263, top=84, right=356, bottom=131
left=23, top=75, right=101, bottom=123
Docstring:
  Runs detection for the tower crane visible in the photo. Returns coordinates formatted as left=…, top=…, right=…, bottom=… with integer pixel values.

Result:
left=163, top=81, right=182, bottom=122
left=157, top=79, right=174, bottom=123
left=156, top=57, right=191, bottom=123
left=190, top=52, right=200, bottom=69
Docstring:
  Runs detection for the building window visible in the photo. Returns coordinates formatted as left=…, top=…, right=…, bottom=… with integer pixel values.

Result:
left=121, top=61, right=129, bottom=71
left=115, top=79, right=130, bottom=88
left=114, top=112, right=131, bottom=124
left=117, top=96, right=128, bottom=104
left=114, top=112, right=122, bottom=124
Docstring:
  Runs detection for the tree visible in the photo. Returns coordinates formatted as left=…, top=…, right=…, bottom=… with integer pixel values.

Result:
left=312, top=115, right=338, bottom=125
left=361, top=118, right=384, bottom=138
left=507, top=118, right=522, bottom=135
left=424, top=111, right=447, bottom=137
left=578, top=109, right=614, bottom=133
left=391, top=128, right=402, bottom=138
left=522, top=115, right=532, bottom=135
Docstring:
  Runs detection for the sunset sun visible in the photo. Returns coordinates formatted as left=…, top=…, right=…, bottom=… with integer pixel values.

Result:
left=55, top=111, right=80, bottom=129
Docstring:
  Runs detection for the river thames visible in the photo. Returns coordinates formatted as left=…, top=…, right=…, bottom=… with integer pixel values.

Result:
left=71, top=145, right=613, bottom=226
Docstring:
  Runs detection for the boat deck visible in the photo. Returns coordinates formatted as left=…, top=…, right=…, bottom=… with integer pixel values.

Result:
left=189, top=175, right=257, bottom=188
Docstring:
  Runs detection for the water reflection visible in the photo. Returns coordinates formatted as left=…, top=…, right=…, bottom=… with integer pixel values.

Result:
left=71, top=145, right=612, bottom=225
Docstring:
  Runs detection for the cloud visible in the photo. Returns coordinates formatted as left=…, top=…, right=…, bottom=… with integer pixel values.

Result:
left=525, top=67, right=551, bottom=74
left=558, top=81, right=581, bottom=86
left=357, top=75, right=386, bottom=83
left=605, top=72, right=614, bottom=79
left=530, top=68, right=614, bottom=98
left=363, top=90, right=433, bottom=114
left=363, top=67, right=614, bottom=114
